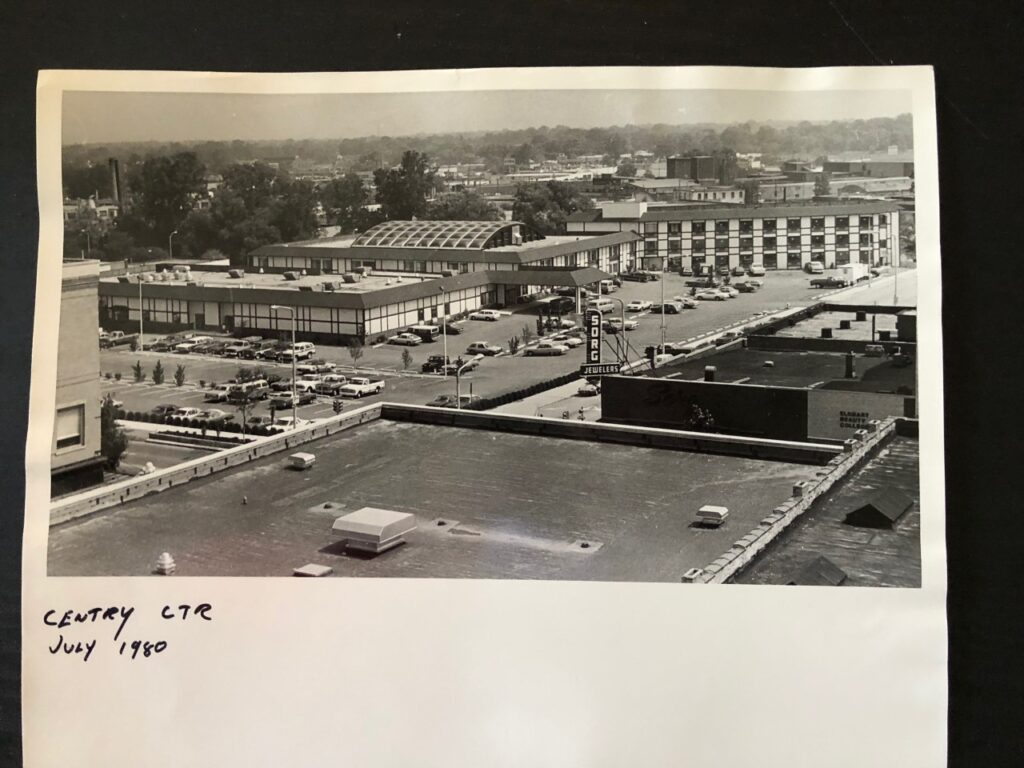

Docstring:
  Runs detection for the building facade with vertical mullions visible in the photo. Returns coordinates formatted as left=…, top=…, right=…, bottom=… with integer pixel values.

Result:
left=567, top=201, right=900, bottom=272
left=52, top=260, right=104, bottom=497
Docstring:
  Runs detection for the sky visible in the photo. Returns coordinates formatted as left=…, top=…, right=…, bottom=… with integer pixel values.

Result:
left=62, top=88, right=912, bottom=145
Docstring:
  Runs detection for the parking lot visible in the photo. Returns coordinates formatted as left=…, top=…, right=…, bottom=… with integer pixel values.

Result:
left=98, top=268, right=914, bottom=450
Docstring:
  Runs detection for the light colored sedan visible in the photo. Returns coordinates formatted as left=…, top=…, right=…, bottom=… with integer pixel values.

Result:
left=720, top=286, right=740, bottom=298
left=552, top=334, right=584, bottom=348
left=626, top=300, right=652, bottom=312
left=387, top=333, right=422, bottom=346
left=525, top=341, right=570, bottom=356
left=696, top=290, right=727, bottom=301
left=198, top=409, right=233, bottom=422
left=469, top=309, right=502, bottom=321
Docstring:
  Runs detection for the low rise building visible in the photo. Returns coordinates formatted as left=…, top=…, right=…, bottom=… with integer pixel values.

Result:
left=97, top=221, right=639, bottom=344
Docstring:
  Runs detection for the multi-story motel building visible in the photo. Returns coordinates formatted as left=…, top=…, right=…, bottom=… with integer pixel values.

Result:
left=97, top=221, right=640, bottom=345
left=566, top=200, right=901, bottom=272
left=53, top=260, right=105, bottom=497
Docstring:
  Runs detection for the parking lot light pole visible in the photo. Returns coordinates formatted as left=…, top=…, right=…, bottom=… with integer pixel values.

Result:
left=168, top=229, right=178, bottom=260
left=271, top=305, right=297, bottom=428
left=605, top=296, right=628, bottom=365
left=455, top=354, right=484, bottom=410
left=660, top=257, right=667, bottom=353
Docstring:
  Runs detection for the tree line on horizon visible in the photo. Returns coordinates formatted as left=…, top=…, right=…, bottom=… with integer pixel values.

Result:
left=63, top=114, right=913, bottom=177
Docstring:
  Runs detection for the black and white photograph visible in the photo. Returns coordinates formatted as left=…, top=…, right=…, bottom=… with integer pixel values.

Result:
left=45, top=78, right=926, bottom=585
left=19, top=66, right=947, bottom=768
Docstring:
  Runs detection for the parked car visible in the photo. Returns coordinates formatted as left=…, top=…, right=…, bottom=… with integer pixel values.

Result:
left=733, top=281, right=758, bottom=293
left=466, top=341, right=503, bottom=356
left=198, top=409, right=233, bottom=422
left=732, top=266, right=747, bottom=276
left=315, top=380, right=347, bottom=397
left=151, top=404, right=179, bottom=418
left=256, top=343, right=288, bottom=361
left=719, top=286, right=740, bottom=298
left=443, top=322, right=465, bottom=335
left=620, top=271, right=655, bottom=282
left=246, top=415, right=274, bottom=429
left=204, top=385, right=233, bottom=402
left=747, top=279, right=764, bottom=288
left=387, top=332, right=423, bottom=346
left=717, top=266, right=732, bottom=276
left=149, top=337, right=182, bottom=353
left=650, top=301, right=683, bottom=314
left=626, top=300, right=652, bottom=312
left=421, top=355, right=453, bottom=374
left=672, top=296, right=699, bottom=308
left=272, top=416, right=305, bottom=429
left=603, top=317, right=638, bottom=331
left=696, top=290, right=727, bottom=301
left=577, top=383, right=600, bottom=397
left=469, top=309, right=502, bottom=321
left=172, top=407, right=203, bottom=419
left=804, top=261, right=825, bottom=274
left=173, top=338, right=208, bottom=354
left=279, top=341, right=316, bottom=361
left=748, top=265, right=766, bottom=277
left=296, top=360, right=336, bottom=375
left=425, top=394, right=479, bottom=408
left=551, top=334, right=584, bottom=348
left=269, top=391, right=316, bottom=409
left=525, top=341, right=569, bottom=356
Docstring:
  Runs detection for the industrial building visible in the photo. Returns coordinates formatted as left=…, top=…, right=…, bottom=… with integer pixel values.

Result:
left=97, top=221, right=640, bottom=344
left=52, top=260, right=104, bottom=496
left=566, top=200, right=901, bottom=272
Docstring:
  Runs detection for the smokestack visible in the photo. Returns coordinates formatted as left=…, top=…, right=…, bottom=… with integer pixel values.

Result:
left=108, top=157, right=122, bottom=206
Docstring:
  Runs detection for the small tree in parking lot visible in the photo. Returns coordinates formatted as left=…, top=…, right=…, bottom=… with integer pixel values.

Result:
left=131, top=360, right=144, bottom=382
left=151, top=360, right=165, bottom=385
left=173, top=364, right=186, bottom=387
left=400, top=348, right=413, bottom=371
left=520, top=323, right=534, bottom=346
left=99, top=395, right=129, bottom=470
left=348, top=338, right=364, bottom=367
left=235, top=366, right=266, bottom=383
left=508, top=336, right=521, bottom=355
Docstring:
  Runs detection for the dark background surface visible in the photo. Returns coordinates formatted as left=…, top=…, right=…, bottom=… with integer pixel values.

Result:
left=1, top=1, right=1021, bottom=764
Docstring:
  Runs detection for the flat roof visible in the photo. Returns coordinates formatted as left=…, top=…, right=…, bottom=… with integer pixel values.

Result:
left=639, top=201, right=900, bottom=222
left=656, top=347, right=915, bottom=392
left=47, top=420, right=819, bottom=581
left=735, top=435, right=920, bottom=587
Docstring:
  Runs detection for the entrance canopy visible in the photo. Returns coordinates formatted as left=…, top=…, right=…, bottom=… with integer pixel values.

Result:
left=495, top=266, right=612, bottom=288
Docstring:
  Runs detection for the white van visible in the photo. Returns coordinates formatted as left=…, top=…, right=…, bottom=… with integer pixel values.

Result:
left=586, top=298, right=616, bottom=314
left=280, top=341, right=316, bottom=361
left=228, top=379, right=269, bottom=400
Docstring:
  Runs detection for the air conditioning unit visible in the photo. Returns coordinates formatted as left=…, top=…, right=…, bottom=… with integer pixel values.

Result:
left=283, top=271, right=299, bottom=281
left=341, top=273, right=358, bottom=283
left=228, top=269, right=245, bottom=279
left=441, top=269, right=455, bottom=277
left=298, top=285, right=315, bottom=292
left=116, top=275, right=131, bottom=283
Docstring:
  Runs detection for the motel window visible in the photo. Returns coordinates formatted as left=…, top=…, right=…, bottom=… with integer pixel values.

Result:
left=739, top=219, right=753, bottom=233
left=787, top=235, right=801, bottom=248
left=836, top=216, right=849, bottom=230
left=692, top=221, right=707, bottom=235
left=811, top=235, right=825, bottom=248
left=715, top=221, right=729, bottom=235
left=879, top=239, right=888, bottom=249
left=837, top=251, right=850, bottom=265
left=447, top=262, right=461, bottom=271
left=879, top=214, right=888, bottom=224
left=859, top=216, right=872, bottom=228
left=763, top=219, right=777, bottom=232
left=644, top=239, right=658, bottom=254
left=693, top=240, right=705, bottom=253
left=715, top=238, right=729, bottom=252
left=668, top=222, right=682, bottom=234
left=811, top=217, right=825, bottom=231
left=763, top=236, right=777, bottom=251
left=55, top=405, right=84, bottom=450
left=786, top=218, right=802, bottom=230
left=860, top=233, right=873, bottom=246
left=667, top=240, right=681, bottom=254
left=787, top=251, right=803, bottom=268
left=837, top=234, right=850, bottom=247
left=740, top=237, right=753, bottom=252
left=644, top=222, right=658, bottom=234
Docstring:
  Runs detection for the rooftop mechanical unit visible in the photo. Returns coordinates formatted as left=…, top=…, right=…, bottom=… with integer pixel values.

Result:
left=283, top=271, right=300, bottom=281
left=228, top=269, right=245, bottom=279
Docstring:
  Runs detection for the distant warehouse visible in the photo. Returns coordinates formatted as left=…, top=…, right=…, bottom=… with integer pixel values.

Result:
left=98, top=220, right=640, bottom=344
left=566, top=200, right=901, bottom=273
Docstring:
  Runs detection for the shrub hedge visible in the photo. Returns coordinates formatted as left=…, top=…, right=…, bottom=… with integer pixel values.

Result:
left=119, top=409, right=283, bottom=437
left=466, top=370, right=581, bottom=411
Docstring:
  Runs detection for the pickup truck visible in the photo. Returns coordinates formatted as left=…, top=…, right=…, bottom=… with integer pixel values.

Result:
left=338, top=377, right=386, bottom=398
left=421, top=355, right=452, bottom=374
left=809, top=276, right=848, bottom=288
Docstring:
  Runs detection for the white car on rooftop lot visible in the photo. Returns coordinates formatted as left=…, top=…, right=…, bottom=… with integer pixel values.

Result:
left=626, top=300, right=652, bottom=312
left=469, top=309, right=502, bottom=321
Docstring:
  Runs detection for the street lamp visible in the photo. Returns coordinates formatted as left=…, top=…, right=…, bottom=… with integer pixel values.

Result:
left=168, top=229, right=178, bottom=260
left=270, top=305, right=297, bottom=429
left=604, top=295, right=629, bottom=366
left=438, top=284, right=448, bottom=378
left=455, top=354, right=484, bottom=410
left=137, top=274, right=144, bottom=346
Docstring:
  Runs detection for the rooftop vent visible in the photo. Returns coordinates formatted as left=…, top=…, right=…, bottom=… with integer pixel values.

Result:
left=341, top=273, right=358, bottom=284
left=228, top=269, right=245, bottom=279
left=283, top=271, right=299, bottom=281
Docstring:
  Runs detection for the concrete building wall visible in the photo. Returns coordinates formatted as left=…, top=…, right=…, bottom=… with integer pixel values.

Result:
left=806, top=389, right=915, bottom=441
left=53, top=261, right=104, bottom=494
